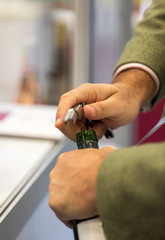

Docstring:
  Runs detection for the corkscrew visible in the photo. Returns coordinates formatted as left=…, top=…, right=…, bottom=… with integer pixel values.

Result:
left=63, top=103, right=114, bottom=139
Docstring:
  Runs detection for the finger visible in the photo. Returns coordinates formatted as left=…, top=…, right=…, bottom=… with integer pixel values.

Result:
left=56, top=118, right=87, bottom=142
left=58, top=217, right=73, bottom=229
left=55, top=84, right=95, bottom=128
left=63, top=221, right=73, bottom=229
left=55, top=83, right=115, bottom=128
left=83, top=94, right=124, bottom=121
left=92, top=121, right=108, bottom=139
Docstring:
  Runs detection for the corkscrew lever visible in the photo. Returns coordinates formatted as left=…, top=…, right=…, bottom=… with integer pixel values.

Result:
left=63, top=103, right=84, bottom=124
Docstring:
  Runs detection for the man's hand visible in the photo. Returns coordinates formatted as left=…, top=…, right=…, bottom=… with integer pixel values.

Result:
left=55, top=69, right=155, bottom=141
left=48, top=146, right=115, bottom=228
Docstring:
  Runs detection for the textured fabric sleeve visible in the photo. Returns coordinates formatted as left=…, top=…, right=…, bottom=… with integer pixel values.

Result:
left=97, top=142, right=165, bottom=240
left=114, top=0, right=165, bottom=106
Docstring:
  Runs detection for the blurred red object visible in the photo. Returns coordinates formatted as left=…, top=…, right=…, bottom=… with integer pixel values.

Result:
left=133, top=97, right=165, bottom=145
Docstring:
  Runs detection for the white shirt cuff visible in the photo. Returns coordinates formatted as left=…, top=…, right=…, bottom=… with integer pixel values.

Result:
left=113, top=63, right=160, bottom=112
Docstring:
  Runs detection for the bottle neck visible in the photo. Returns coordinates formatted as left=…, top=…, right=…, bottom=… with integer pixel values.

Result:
left=76, top=130, right=99, bottom=149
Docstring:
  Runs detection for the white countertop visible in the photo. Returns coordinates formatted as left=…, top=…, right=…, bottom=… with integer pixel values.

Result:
left=0, top=102, right=76, bottom=240
left=0, top=103, right=66, bottom=224
left=0, top=137, right=55, bottom=216
left=0, top=136, right=70, bottom=240
left=0, top=102, right=63, bottom=140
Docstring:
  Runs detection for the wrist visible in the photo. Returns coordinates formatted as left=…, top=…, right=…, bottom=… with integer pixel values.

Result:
left=113, top=68, right=156, bottom=108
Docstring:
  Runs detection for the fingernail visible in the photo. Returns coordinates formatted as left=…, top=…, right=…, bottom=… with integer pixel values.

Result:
left=88, top=105, right=96, bottom=117
left=55, top=118, right=61, bottom=127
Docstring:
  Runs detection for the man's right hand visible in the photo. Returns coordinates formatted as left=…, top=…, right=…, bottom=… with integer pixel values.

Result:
left=55, top=69, right=155, bottom=141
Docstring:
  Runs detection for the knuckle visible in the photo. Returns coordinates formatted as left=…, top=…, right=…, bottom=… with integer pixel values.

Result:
left=49, top=171, right=52, bottom=180
left=49, top=197, right=63, bottom=215
left=79, top=83, right=91, bottom=89
left=58, top=152, right=66, bottom=161
left=56, top=152, right=68, bottom=166
left=60, top=92, right=69, bottom=101
left=49, top=169, right=54, bottom=179
left=48, top=198, right=55, bottom=209
left=80, top=82, right=89, bottom=87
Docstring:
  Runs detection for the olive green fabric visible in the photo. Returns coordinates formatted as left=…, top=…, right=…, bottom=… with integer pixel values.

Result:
left=97, top=142, right=165, bottom=240
left=114, top=0, right=165, bottom=106
left=98, top=0, right=165, bottom=239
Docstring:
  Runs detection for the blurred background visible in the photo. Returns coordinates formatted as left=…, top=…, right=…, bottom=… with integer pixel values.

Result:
left=0, top=0, right=74, bottom=105
left=0, top=0, right=164, bottom=239
left=1, top=0, right=158, bottom=148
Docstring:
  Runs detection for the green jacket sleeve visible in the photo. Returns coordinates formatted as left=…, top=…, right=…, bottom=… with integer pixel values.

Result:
left=97, top=142, right=165, bottom=240
left=98, top=1, right=165, bottom=239
left=114, top=0, right=165, bottom=105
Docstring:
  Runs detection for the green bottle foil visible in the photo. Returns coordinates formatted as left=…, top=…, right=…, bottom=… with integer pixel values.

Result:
left=76, top=130, right=99, bottom=149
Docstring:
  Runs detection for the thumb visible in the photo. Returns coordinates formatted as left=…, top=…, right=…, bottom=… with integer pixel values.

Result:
left=83, top=100, right=113, bottom=120
left=102, top=145, right=116, bottom=153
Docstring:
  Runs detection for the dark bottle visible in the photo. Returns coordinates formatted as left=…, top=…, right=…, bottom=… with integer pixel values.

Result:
left=72, top=130, right=107, bottom=240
